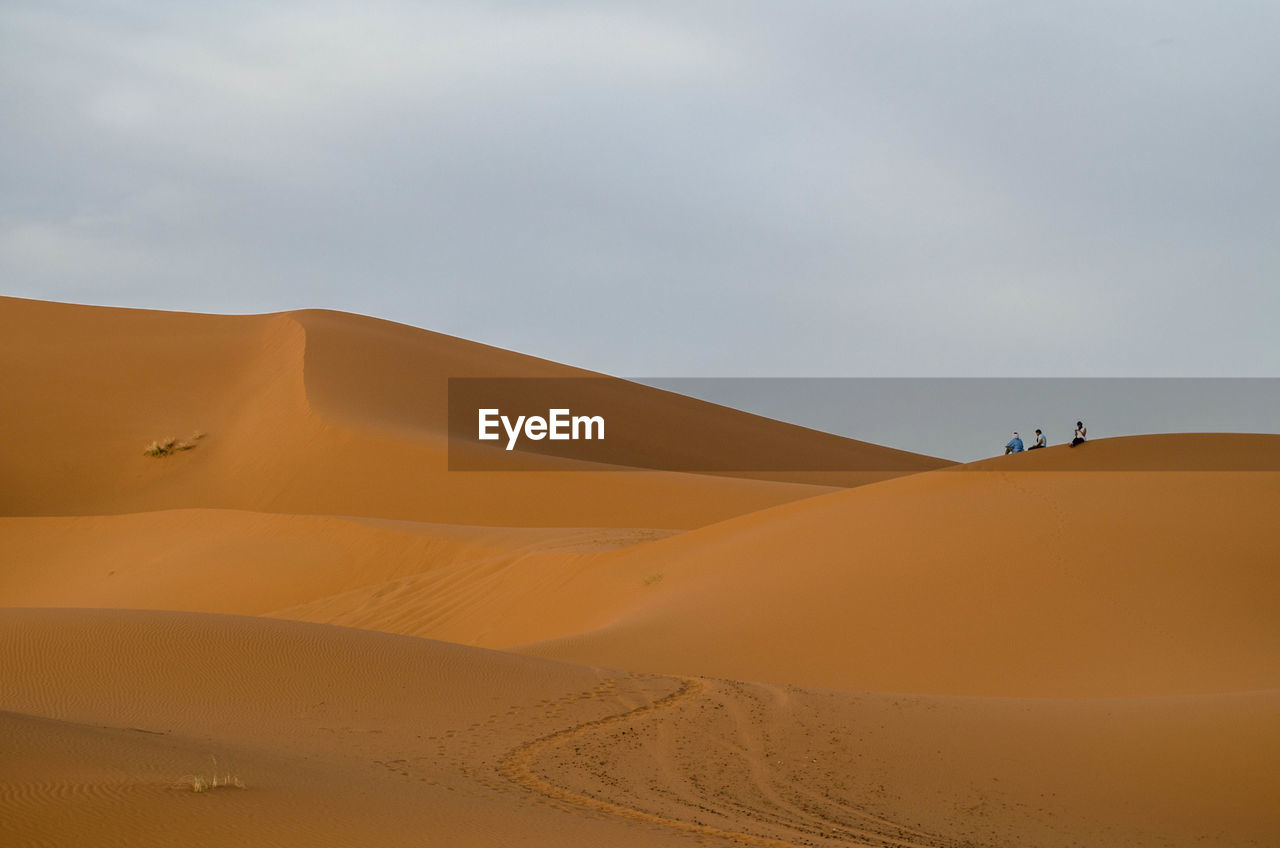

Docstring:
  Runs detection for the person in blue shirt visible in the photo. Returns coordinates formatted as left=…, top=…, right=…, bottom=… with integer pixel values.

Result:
left=1004, top=432, right=1024, bottom=454
left=1028, top=429, right=1047, bottom=449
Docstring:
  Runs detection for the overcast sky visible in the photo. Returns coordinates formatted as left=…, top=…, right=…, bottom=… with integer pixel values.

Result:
left=3, top=1, right=1278, bottom=377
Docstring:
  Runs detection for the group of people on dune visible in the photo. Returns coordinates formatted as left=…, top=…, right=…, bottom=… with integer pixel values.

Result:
left=1004, top=421, right=1087, bottom=454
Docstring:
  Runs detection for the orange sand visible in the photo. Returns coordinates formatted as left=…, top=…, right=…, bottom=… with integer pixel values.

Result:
left=2, top=297, right=1276, bottom=847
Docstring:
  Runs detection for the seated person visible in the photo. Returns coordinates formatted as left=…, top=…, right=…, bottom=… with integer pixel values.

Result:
left=1028, top=429, right=1047, bottom=449
left=1005, top=432, right=1024, bottom=454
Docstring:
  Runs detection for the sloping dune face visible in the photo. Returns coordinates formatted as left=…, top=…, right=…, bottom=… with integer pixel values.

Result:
left=519, top=438, right=1280, bottom=697
left=0, top=509, right=673, bottom=620
left=2, top=610, right=1276, bottom=848
left=0, top=609, right=673, bottom=848
left=3, top=297, right=1278, bottom=847
left=0, top=297, right=308, bottom=518
left=0, top=296, right=942, bottom=527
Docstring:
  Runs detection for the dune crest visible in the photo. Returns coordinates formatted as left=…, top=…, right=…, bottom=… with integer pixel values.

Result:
left=0, top=297, right=946, bottom=527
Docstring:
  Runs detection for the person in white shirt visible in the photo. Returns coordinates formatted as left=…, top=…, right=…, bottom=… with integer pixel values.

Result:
left=1028, top=429, right=1047, bottom=449
left=1070, top=421, right=1087, bottom=447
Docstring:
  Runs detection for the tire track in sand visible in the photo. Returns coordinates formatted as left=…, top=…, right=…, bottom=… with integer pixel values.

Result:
left=497, top=676, right=943, bottom=848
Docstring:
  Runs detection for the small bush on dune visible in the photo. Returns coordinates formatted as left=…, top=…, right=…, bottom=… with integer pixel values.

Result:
left=181, top=756, right=245, bottom=793
left=144, top=431, right=205, bottom=458
left=143, top=438, right=180, bottom=457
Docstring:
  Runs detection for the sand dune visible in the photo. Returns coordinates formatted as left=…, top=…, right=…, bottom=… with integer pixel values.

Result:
left=0, top=609, right=659, bottom=848
left=3, top=297, right=1276, bottom=846
left=10, top=441, right=1270, bottom=698
left=0, top=296, right=944, bottom=527
left=0, top=508, right=671, bottom=618
left=518, top=439, right=1280, bottom=696
left=3, top=609, right=1275, bottom=848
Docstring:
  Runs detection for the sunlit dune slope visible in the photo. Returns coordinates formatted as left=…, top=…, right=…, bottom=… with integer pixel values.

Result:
left=0, top=506, right=677, bottom=648
left=0, top=296, right=946, bottom=527
left=516, top=436, right=1280, bottom=697
left=0, top=508, right=671, bottom=619
left=2, top=609, right=1275, bottom=848
left=0, top=608, right=664, bottom=848
left=5, top=405, right=1275, bottom=698
left=9, top=443, right=1271, bottom=700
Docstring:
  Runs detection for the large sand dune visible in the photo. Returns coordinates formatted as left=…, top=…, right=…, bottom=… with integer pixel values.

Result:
left=2, top=610, right=1275, bottom=848
left=518, top=440, right=1280, bottom=696
left=2, top=297, right=1276, bottom=847
left=0, top=296, right=943, bottom=527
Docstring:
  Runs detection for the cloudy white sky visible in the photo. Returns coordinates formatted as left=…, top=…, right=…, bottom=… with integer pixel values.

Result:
left=3, top=1, right=1278, bottom=377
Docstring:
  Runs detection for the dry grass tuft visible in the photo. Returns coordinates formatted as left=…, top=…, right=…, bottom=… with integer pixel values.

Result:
left=144, top=431, right=205, bottom=458
left=181, top=756, right=245, bottom=793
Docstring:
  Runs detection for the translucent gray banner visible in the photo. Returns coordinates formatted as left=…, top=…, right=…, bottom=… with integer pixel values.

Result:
left=448, top=378, right=1280, bottom=471
left=639, top=378, right=1280, bottom=464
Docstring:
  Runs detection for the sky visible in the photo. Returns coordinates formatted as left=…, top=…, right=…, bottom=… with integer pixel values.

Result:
left=640, top=378, right=1280, bottom=461
left=3, top=1, right=1279, bottom=378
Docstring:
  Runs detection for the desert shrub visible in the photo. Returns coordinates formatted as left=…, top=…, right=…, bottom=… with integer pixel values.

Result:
left=144, top=431, right=204, bottom=458
left=181, top=756, right=245, bottom=793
